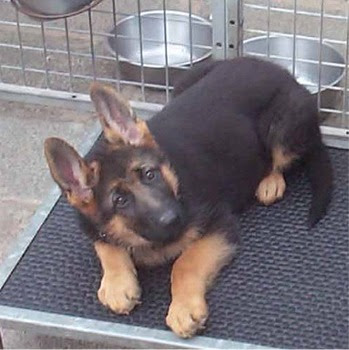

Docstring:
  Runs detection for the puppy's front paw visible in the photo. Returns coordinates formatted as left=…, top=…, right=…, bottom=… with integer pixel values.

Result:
left=98, top=272, right=141, bottom=314
left=166, top=296, right=208, bottom=338
left=256, top=171, right=286, bottom=205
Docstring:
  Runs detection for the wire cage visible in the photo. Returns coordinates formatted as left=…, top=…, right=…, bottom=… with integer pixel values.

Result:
left=0, top=0, right=348, bottom=142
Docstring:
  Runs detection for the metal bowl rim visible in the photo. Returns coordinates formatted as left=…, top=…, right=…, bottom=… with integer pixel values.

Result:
left=11, top=0, right=104, bottom=20
left=106, top=10, right=212, bottom=68
left=243, top=35, right=346, bottom=94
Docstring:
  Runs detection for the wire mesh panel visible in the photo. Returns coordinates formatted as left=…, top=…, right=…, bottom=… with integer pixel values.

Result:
left=0, top=0, right=212, bottom=105
left=243, top=0, right=349, bottom=129
left=0, top=0, right=348, bottom=130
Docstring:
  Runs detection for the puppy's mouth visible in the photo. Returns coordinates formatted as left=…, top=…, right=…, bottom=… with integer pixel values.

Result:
left=137, top=214, right=187, bottom=246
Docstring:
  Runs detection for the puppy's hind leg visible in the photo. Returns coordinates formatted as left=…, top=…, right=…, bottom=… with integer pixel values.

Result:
left=256, top=146, right=297, bottom=205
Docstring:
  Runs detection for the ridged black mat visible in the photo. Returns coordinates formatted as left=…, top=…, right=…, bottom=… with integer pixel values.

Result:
left=0, top=148, right=348, bottom=349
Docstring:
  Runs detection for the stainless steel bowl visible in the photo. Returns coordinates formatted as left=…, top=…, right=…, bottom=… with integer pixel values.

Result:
left=244, top=36, right=346, bottom=114
left=11, top=0, right=103, bottom=20
left=107, top=11, right=212, bottom=86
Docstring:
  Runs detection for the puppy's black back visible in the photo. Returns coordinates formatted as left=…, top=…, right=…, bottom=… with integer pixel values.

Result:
left=148, top=58, right=277, bottom=211
left=148, top=57, right=332, bottom=224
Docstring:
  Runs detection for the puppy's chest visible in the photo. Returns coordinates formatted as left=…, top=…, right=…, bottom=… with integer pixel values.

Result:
left=130, top=227, right=199, bottom=266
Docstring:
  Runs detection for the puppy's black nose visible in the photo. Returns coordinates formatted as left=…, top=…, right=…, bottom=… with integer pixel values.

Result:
left=159, top=209, right=179, bottom=226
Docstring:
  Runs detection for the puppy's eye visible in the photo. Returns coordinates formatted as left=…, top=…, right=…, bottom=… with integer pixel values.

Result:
left=112, top=192, right=129, bottom=208
left=141, top=168, right=159, bottom=183
left=145, top=169, right=155, bottom=180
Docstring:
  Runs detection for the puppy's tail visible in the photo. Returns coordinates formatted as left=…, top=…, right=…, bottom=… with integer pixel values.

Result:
left=305, top=143, right=333, bottom=226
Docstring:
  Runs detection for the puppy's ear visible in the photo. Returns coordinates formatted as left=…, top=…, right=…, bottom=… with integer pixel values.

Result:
left=44, top=137, right=100, bottom=208
left=90, top=83, right=155, bottom=147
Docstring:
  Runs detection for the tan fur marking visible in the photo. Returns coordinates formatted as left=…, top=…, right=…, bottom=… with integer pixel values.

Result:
left=272, top=146, right=297, bottom=171
left=106, top=180, right=124, bottom=194
left=136, top=119, right=158, bottom=148
left=94, top=241, right=141, bottom=314
left=166, top=233, right=236, bottom=338
left=132, top=227, right=200, bottom=266
left=105, top=216, right=149, bottom=248
left=66, top=192, right=99, bottom=219
left=161, top=164, right=179, bottom=196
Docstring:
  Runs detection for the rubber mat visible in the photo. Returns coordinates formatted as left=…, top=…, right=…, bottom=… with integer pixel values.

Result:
left=0, top=148, right=348, bottom=349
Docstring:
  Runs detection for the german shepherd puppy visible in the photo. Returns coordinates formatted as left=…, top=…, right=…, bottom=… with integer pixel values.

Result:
left=44, top=57, right=332, bottom=338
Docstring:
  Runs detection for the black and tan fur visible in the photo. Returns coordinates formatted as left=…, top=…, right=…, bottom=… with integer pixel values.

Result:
left=44, top=57, right=332, bottom=338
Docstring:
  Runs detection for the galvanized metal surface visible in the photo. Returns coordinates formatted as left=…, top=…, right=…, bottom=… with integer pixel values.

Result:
left=0, top=306, right=276, bottom=349
left=212, top=0, right=243, bottom=59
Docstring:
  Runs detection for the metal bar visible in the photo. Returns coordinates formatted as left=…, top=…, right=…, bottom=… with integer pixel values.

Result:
left=239, top=0, right=244, bottom=56
left=189, top=0, right=193, bottom=66
left=111, top=0, right=121, bottom=92
left=0, top=66, right=174, bottom=91
left=212, top=1, right=226, bottom=59
left=0, top=306, right=274, bottom=350
left=137, top=0, right=145, bottom=101
left=88, top=9, right=97, bottom=81
left=40, top=22, right=50, bottom=88
left=0, top=54, right=2, bottom=82
left=319, top=107, right=349, bottom=115
left=224, top=0, right=227, bottom=58
left=239, top=50, right=346, bottom=69
left=15, top=9, right=27, bottom=85
left=0, top=83, right=347, bottom=139
left=1, top=63, right=345, bottom=95
left=0, top=83, right=163, bottom=117
left=83, top=6, right=346, bottom=22
left=342, top=8, right=349, bottom=123
left=244, top=29, right=347, bottom=47
left=64, top=19, right=73, bottom=91
left=0, top=15, right=210, bottom=31
left=162, top=0, right=170, bottom=102
left=0, top=42, right=212, bottom=61
left=292, top=0, right=297, bottom=76
left=320, top=125, right=349, bottom=137
left=267, top=0, right=271, bottom=58
left=225, top=0, right=241, bottom=58
left=244, top=3, right=348, bottom=21
left=317, top=0, right=325, bottom=111
left=0, top=33, right=213, bottom=51
left=2, top=64, right=344, bottom=92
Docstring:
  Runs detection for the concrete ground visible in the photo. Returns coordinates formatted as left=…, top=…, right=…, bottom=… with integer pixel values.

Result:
left=0, top=0, right=347, bottom=348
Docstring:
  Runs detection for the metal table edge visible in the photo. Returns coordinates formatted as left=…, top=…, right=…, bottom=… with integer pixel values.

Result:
left=0, top=305, right=277, bottom=350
